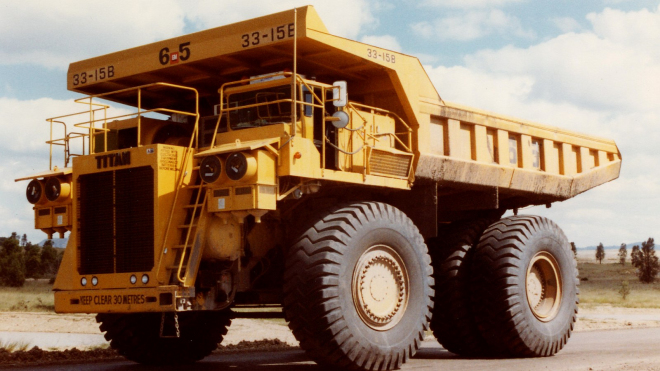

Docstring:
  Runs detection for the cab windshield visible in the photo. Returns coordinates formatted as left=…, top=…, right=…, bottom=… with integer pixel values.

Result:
left=227, top=84, right=292, bottom=130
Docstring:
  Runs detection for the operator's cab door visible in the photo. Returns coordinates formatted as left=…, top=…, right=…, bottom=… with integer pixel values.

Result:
left=307, top=87, right=338, bottom=170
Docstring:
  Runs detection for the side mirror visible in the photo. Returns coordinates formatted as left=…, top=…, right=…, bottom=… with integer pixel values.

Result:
left=332, top=81, right=347, bottom=107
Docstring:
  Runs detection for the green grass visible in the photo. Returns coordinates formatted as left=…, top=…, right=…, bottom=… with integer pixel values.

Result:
left=578, top=262, right=660, bottom=308
left=0, top=263, right=657, bottom=313
left=0, top=280, right=54, bottom=312
left=0, top=340, right=29, bottom=352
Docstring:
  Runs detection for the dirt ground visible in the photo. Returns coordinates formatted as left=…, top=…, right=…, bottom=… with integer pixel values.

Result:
left=0, top=312, right=298, bottom=346
left=0, top=307, right=659, bottom=369
left=1, top=304, right=659, bottom=345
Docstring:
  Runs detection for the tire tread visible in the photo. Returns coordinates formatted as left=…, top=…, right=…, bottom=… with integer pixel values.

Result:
left=470, top=215, right=579, bottom=357
left=283, top=202, right=433, bottom=370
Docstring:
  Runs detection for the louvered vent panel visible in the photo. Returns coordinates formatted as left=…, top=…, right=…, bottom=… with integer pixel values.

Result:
left=369, top=149, right=412, bottom=178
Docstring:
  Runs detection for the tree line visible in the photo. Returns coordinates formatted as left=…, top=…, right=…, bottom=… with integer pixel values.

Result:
left=594, top=238, right=659, bottom=283
left=0, top=232, right=63, bottom=287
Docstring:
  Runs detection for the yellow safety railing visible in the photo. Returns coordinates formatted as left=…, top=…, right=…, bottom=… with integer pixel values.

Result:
left=213, top=74, right=413, bottom=178
left=46, top=104, right=107, bottom=170
left=45, top=82, right=200, bottom=170
left=347, top=101, right=413, bottom=153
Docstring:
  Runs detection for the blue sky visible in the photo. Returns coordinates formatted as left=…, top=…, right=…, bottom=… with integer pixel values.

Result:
left=1, top=0, right=659, bottom=246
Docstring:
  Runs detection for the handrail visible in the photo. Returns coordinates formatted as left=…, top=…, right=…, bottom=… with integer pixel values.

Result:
left=177, top=179, right=207, bottom=285
left=213, top=74, right=411, bottom=181
left=47, top=120, right=67, bottom=170
left=347, top=102, right=413, bottom=153
left=212, top=74, right=333, bottom=147
left=222, top=98, right=293, bottom=114
left=43, top=82, right=200, bottom=170
left=66, top=132, right=88, bottom=164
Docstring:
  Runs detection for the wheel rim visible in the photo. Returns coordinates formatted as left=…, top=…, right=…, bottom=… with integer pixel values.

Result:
left=352, top=245, right=409, bottom=331
left=526, top=251, right=562, bottom=322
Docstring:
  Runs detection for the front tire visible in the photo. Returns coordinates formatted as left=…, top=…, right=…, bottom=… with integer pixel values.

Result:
left=97, top=311, right=232, bottom=365
left=470, top=215, right=578, bottom=357
left=283, top=202, right=433, bottom=370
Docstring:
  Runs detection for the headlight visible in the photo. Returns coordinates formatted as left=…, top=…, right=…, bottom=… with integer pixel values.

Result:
left=81, top=277, right=87, bottom=286
left=45, top=177, right=71, bottom=202
left=226, top=152, right=257, bottom=181
left=91, top=276, right=98, bottom=286
left=26, top=179, right=46, bottom=204
left=200, top=155, right=222, bottom=183
left=130, top=275, right=137, bottom=284
left=141, top=274, right=149, bottom=284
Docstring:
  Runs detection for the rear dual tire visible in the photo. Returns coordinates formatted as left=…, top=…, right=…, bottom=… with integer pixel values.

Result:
left=429, top=217, right=496, bottom=356
left=470, top=215, right=578, bottom=357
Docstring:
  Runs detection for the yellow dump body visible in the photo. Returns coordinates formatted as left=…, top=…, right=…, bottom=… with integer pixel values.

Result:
left=66, top=6, right=620, bottom=207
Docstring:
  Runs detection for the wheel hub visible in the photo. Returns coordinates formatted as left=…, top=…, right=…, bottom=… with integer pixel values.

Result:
left=353, top=245, right=409, bottom=330
left=526, top=252, right=562, bottom=322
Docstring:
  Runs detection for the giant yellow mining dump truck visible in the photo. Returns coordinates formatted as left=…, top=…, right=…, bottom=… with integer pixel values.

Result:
left=16, top=6, right=620, bottom=370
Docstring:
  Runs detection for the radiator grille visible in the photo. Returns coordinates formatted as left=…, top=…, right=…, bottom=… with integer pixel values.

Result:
left=79, top=171, right=114, bottom=274
left=78, top=166, right=154, bottom=275
left=115, top=167, right=154, bottom=273
left=368, top=149, right=412, bottom=178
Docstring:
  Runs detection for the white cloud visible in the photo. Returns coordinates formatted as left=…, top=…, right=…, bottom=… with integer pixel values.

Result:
left=0, top=204, right=27, bottom=238
left=587, top=6, right=660, bottom=60
left=360, top=35, right=402, bottom=52
left=415, top=53, right=441, bottom=64
left=551, top=17, right=582, bottom=33
left=0, top=0, right=186, bottom=69
left=412, top=10, right=535, bottom=41
left=0, top=0, right=374, bottom=70
left=152, top=0, right=375, bottom=41
left=424, top=5, right=660, bottom=245
left=425, top=65, right=535, bottom=110
left=463, top=29, right=660, bottom=112
left=411, top=22, right=435, bottom=39
left=419, top=0, right=524, bottom=8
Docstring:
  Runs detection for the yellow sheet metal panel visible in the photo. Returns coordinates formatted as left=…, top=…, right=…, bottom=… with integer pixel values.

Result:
left=520, top=135, right=535, bottom=170
left=53, top=144, right=189, bottom=292
left=474, top=125, right=489, bottom=163
left=423, top=101, right=619, bottom=153
left=429, top=116, right=448, bottom=155
left=35, top=207, right=52, bottom=230
left=497, top=130, right=511, bottom=169
left=52, top=205, right=71, bottom=230
left=15, top=167, right=72, bottom=182
left=62, top=5, right=619, bottom=202
left=67, top=6, right=327, bottom=92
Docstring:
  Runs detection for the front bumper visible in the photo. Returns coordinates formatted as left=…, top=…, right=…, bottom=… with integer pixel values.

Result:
left=54, top=286, right=195, bottom=314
